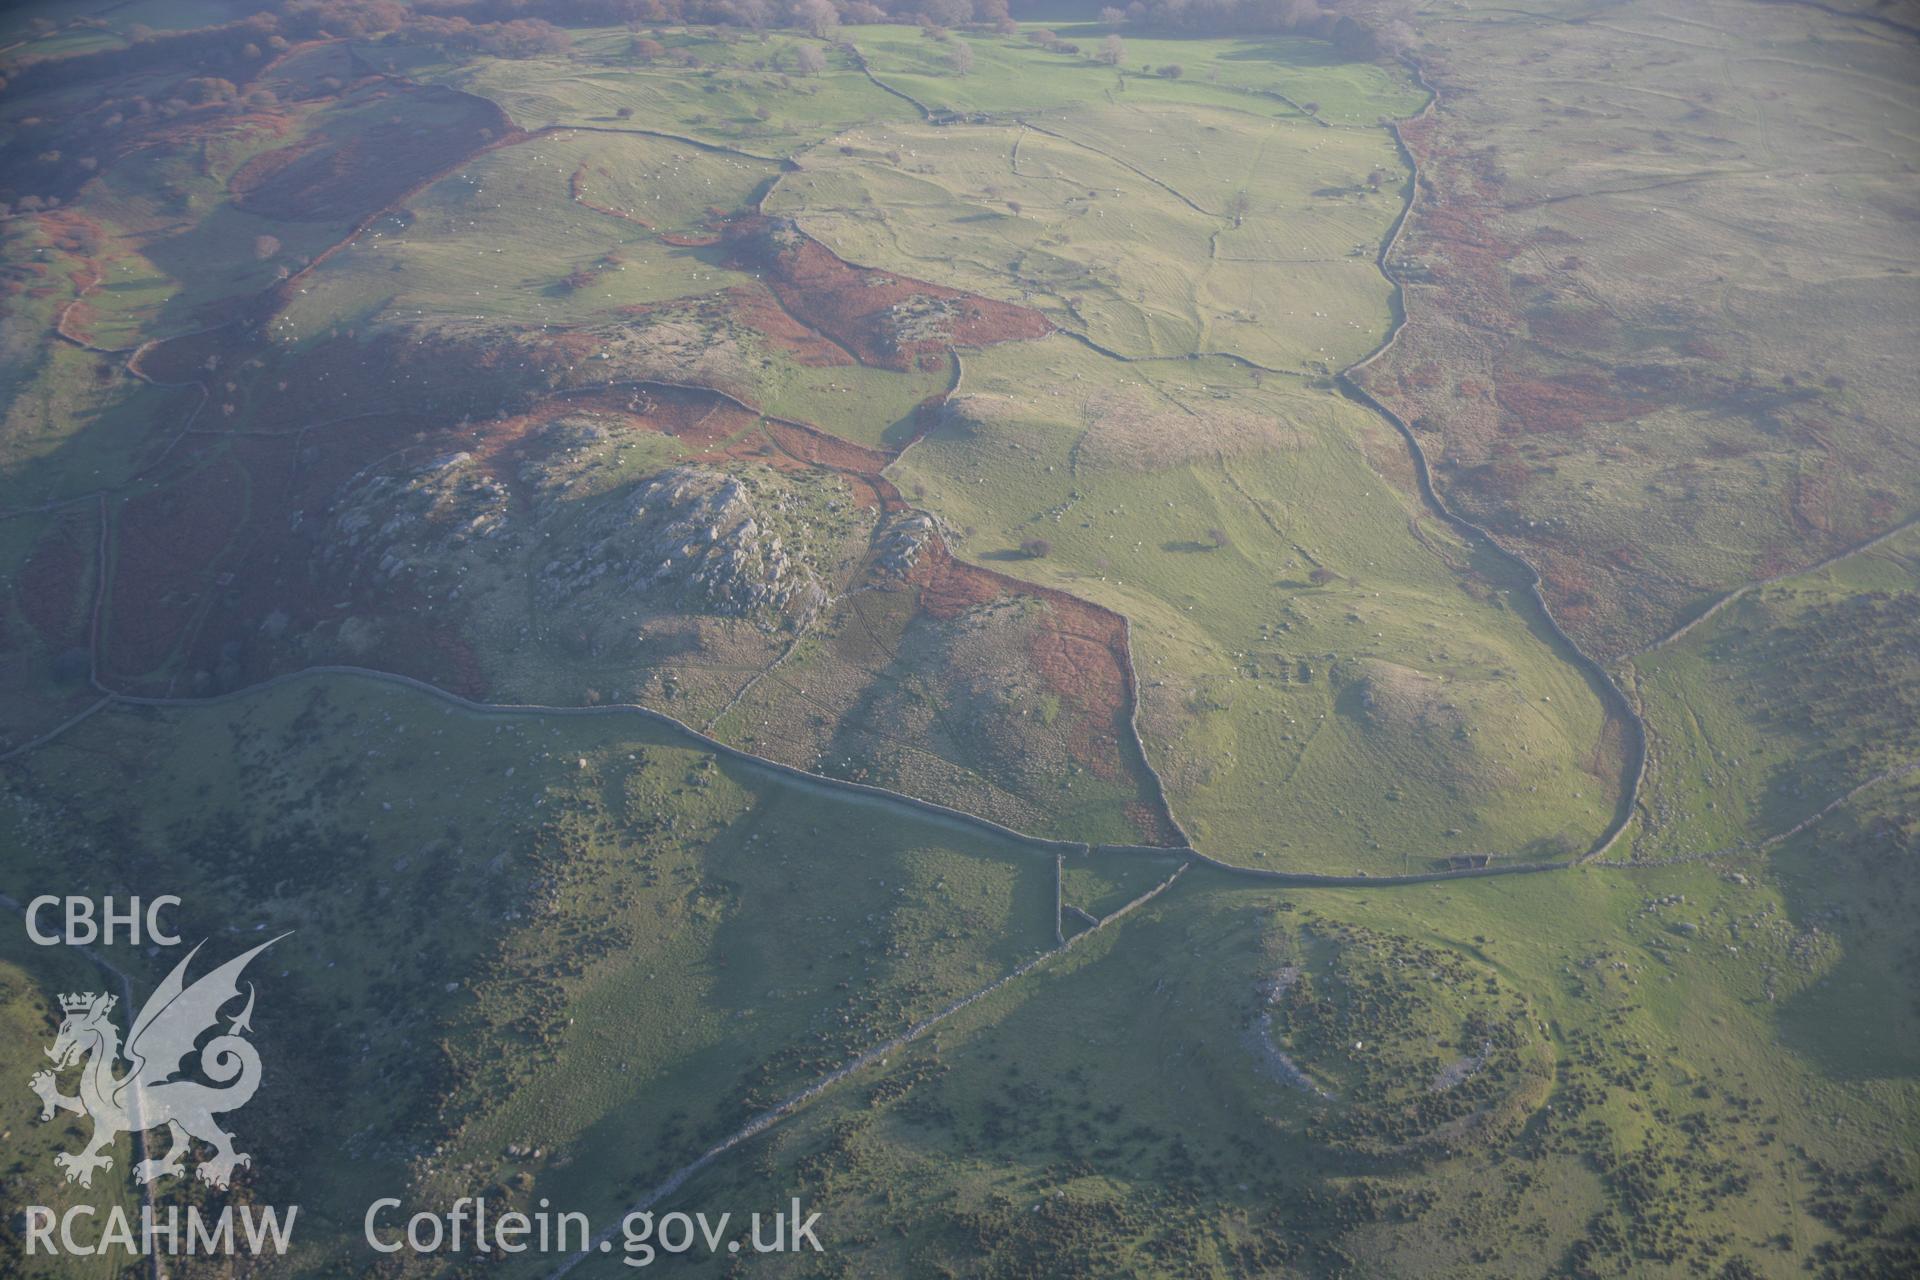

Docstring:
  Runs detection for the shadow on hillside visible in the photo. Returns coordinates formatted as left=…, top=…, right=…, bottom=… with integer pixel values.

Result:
left=1768, top=788, right=1920, bottom=1082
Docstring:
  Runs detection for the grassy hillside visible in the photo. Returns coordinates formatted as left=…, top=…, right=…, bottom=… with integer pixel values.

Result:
left=0, top=672, right=1064, bottom=1273
left=8, top=12, right=1562, bottom=868
left=8, top=673, right=1912, bottom=1278
left=1, top=6, right=1914, bottom=1277
left=768, top=102, right=1404, bottom=369
left=893, top=337, right=1618, bottom=870
left=618, top=851, right=1920, bottom=1278
left=1626, top=523, right=1920, bottom=861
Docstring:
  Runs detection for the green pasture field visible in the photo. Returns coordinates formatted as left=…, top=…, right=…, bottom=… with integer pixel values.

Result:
left=768, top=105, right=1403, bottom=369
left=264, top=126, right=947, bottom=445
left=891, top=337, right=1616, bottom=871
left=270, top=129, right=771, bottom=341
left=758, top=357, right=951, bottom=450
left=441, top=30, right=920, bottom=152
left=1060, top=846, right=1186, bottom=922
left=849, top=25, right=1426, bottom=125
left=757, top=26, right=1416, bottom=370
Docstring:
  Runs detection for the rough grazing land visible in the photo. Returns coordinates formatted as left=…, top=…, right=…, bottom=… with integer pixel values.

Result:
left=1362, top=0, right=1920, bottom=659
left=1, top=6, right=1916, bottom=1278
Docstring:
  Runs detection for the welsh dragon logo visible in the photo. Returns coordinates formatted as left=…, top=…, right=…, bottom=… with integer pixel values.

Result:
left=28, top=937, right=284, bottom=1190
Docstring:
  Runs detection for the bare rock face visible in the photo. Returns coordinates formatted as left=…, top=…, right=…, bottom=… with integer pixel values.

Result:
left=537, top=465, right=835, bottom=629
left=884, top=295, right=961, bottom=353
left=323, top=451, right=510, bottom=584
left=516, top=418, right=622, bottom=519
left=872, top=510, right=936, bottom=579
left=305, top=438, right=865, bottom=688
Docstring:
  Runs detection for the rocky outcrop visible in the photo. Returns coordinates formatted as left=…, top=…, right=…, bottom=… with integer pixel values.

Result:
left=872, top=510, right=936, bottom=579
left=324, top=451, right=509, bottom=583
left=538, top=466, right=831, bottom=628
